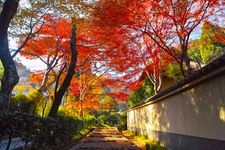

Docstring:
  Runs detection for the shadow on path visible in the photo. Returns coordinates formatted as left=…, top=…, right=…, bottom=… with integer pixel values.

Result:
left=71, top=127, right=140, bottom=150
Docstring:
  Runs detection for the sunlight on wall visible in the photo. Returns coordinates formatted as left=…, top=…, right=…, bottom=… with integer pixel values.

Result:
left=127, top=72, right=225, bottom=141
left=219, top=106, right=225, bottom=122
left=187, top=89, right=199, bottom=115
left=128, top=102, right=171, bottom=136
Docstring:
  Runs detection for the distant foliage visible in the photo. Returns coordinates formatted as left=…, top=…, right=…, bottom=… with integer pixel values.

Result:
left=199, top=22, right=225, bottom=64
left=165, top=63, right=183, bottom=81
left=143, top=78, right=154, bottom=97
left=128, top=88, right=146, bottom=107
left=27, top=90, right=47, bottom=116
left=189, top=22, right=225, bottom=65
left=128, top=78, right=153, bottom=106
left=12, top=93, right=36, bottom=114
left=90, top=110, right=127, bottom=130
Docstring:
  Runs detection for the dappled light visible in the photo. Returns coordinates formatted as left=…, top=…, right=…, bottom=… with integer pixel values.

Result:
left=0, top=0, right=225, bottom=149
left=219, top=107, right=225, bottom=122
left=128, top=68, right=225, bottom=149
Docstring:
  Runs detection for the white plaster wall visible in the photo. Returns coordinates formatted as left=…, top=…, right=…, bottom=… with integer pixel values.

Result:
left=127, top=74, right=225, bottom=141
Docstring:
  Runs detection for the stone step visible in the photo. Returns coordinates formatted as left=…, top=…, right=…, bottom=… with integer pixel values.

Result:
left=71, top=127, right=140, bottom=150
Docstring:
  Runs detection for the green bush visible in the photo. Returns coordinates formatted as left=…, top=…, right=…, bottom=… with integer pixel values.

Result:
left=128, top=78, right=154, bottom=107
left=11, top=91, right=49, bottom=116
left=117, top=113, right=127, bottom=130
left=89, top=110, right=127, bottom=129
left=146, top=142, right=166, bottom=150
left=27, top=90, right=48, bottom=116
left=105, top=113, right=119, bottom=126
left=12, top=93, right=36, bottom=114
left=122, top=130, right=166, bottom=150
left=0, top=112, right=95, bottom=149
left=165, top=63, right=183, bottom=81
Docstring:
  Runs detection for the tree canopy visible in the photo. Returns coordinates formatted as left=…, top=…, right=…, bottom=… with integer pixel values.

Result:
left=0, top=0, right=225, bottom=116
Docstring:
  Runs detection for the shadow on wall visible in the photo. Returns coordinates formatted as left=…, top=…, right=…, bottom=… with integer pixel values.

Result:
left=130, top=98, right=171, bottom=138
left=183, top=75, right=225, bottom=139
left=128, top=72, right=225, bottom=150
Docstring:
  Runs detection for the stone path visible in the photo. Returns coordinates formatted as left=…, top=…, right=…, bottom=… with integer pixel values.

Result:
left=71, top=127, right=140, bottom=150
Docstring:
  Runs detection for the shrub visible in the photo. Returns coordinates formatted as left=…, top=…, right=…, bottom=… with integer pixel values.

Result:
left=89, top=110, right=127, bottom=129
left=11, top=93, right=36, bottom=114
left=122, top=130, right=166, bottom=150
left=165, top=63, right=183, bottom=81
left=128, top=78, right=154, bottom=107
left=0, top=112, right=95, bottom=149
left=105, top=113, right=119, bottom=126
left=117, top=113, right=127, bottom=130
left=27, top=90, right=47, bottom=116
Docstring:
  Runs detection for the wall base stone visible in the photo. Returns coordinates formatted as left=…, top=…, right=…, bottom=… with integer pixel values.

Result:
left=130, top=127, right=225, bottom=150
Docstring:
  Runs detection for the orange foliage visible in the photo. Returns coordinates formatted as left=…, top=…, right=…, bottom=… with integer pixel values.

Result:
left=91, top=0, right=222, bottom=92
left=21, top=14, right=100, bottom=67
left=64, top=98, right=100, bottom=114
left=29, top=72, right=44, bottom=83
left=108, top=92, right=128, bottom=102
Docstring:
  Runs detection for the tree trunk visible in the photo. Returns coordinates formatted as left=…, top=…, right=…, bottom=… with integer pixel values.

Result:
left=41, top=94, right=48, bottom=117
left=79, top=101, right=83, bottom=118
left=0, top=0, right=19, bottom=108
left=181, top=43, right=192, bottom=77
left=39, top=71, right=49, bottom=92
left=48, top=25, right=78, bottom=118
left=183, top=51, right=192, bottom=76
left=145, top=70, right=161, bottom=95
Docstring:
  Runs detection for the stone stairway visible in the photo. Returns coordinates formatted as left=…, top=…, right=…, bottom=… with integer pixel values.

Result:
left=71, top=127, right=139, bottom=150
